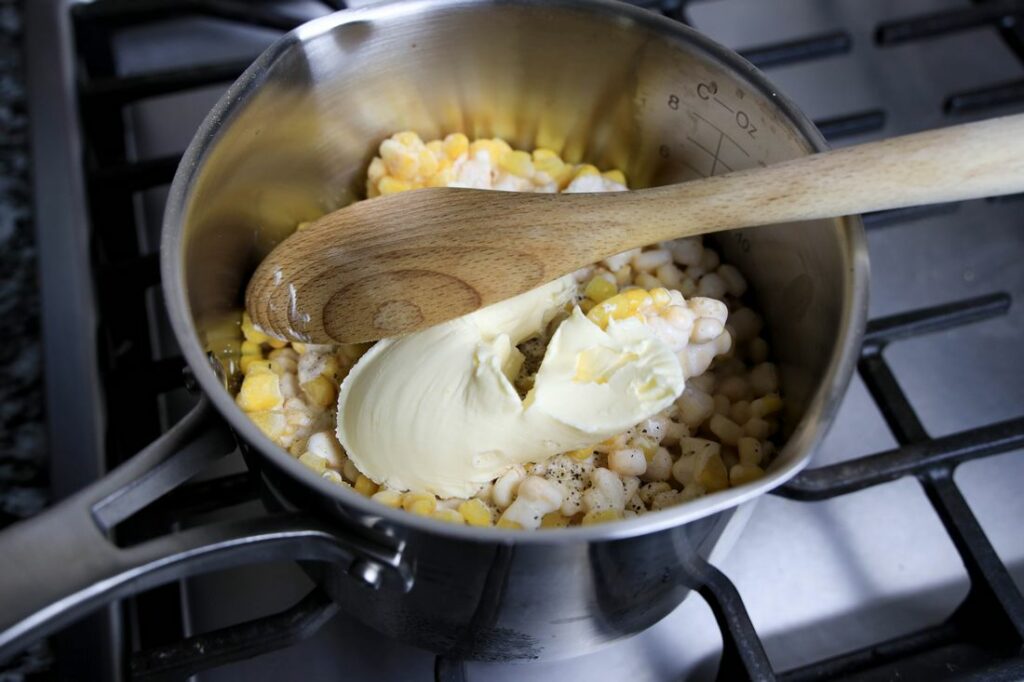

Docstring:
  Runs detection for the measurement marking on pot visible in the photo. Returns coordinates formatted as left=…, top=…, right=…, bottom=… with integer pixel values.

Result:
left=713, top=96, right=734, bottom=113
left=692, top=111, right=751, bottom=157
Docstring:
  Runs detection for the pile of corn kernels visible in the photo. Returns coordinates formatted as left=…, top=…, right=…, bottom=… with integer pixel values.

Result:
left=226, top=132, right=783, bottom=530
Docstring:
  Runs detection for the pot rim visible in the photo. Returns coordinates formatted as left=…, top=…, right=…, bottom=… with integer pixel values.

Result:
left=161, top=0, right=869, bottom=546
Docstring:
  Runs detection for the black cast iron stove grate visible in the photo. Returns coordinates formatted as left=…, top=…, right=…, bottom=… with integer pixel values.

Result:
left=26, top=0, right=1024, bottom=679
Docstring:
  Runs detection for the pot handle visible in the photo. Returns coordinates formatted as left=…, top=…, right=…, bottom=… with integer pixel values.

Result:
left=0, top=397, right=412, bottom=664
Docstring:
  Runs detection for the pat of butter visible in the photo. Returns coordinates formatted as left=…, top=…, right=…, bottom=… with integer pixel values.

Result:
left=335, top=278, right=685, bottom=498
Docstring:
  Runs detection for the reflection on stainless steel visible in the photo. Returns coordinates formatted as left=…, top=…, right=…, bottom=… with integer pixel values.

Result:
left=159, top=0, right=866, bottom=661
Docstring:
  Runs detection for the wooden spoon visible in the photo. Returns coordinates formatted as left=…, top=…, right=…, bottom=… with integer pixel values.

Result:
left=246, top=114, right=1024, bottom=344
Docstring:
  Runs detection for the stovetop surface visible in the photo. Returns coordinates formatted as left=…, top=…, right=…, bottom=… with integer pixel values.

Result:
left=21, top=0, right=1024, bottom=680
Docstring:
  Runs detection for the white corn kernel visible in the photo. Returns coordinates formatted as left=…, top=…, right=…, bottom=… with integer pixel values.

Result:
left=608, top=448, right=647, bottom=477
left=749, top=362, right=779, bottom=396
left=717, top=264, right=748, bottom=297
left=305, top=431, right=345, bottom=469
left=697, top=273, right=727, bottom=299
left=717, top=375, right=751, bottom=402
left=664, top=237, right=704, bottom=266
left=655, top=263, right=684, bottom=289
left=677, top=386, right=715, bottom=429
left=633, top=249, right=673, bottom=272
left=642, top=447, right=673, bottom=482
left=728, top=308, right=763, bottom=343
left=738, top=437, right=763, bottom=467
left=493, top=465, right=527, bottom=510
left=709, top=414, right=744, bottom=446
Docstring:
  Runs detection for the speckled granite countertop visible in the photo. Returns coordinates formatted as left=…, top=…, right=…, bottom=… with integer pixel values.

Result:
left=0, top=0, right=51, bottom=674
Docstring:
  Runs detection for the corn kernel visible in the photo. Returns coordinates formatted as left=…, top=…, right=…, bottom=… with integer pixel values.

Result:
left=470, top=139, right=507, bottom=163
left=579, top=298, right=596, bottom=314
left=239, top=355, right=262, bottom=373
left=499, top=150, right=535, bottom=177
left=241, top=312, right=269, bottom=344
left=496, top=517, right=522, bottom=529
left=367, top=157, right=386, bottom=182
left=301, top=375, right=337, bottom=408
left=540, top=512, right=572, bottom=528
left=298, top=452, right=328, bottom=474
left=240, top=340, right=262, bottom=356
left=696, top=452, right=729, bottom=492
left=426, top=139, right=444, bottom=155
left=729, top=464, right=765, bottom=486
left=602, top=169, right=627, bottom=185
left=266, top=338, right=287, bottom=349
left=378, top=176, right=412, bottom=195
left=354, top=475, right=378, bottom=497
left=581, top=509, right=623, bottom=525
left=402, top=492, right=436, bottom=516
left=532, top=148, right=559, bottom=161
left=394, top=131, right=421, bottom=146
left=458, top=499, right=494, bottom=527
left=584, top=276, right=617, bottom=303
left=574, top=164, right=600, bottom=178
left=432, top=508, right=466, bottom=524
left=249, top=411, right=287, bottom=440
left=236, top=372, right=283, bottom=411
left=737, top=437, right=764, bottom=467
left=442, top=132, right=469, bottom=159
left=418, top=148, right=439, bottom=178
left=750, top=393, right=783, bottom=418
left=321, top=469, right=345, bottom=485
left=568, top=448, right=593, bottom=462
left=371, top=489, right=403, bottom=508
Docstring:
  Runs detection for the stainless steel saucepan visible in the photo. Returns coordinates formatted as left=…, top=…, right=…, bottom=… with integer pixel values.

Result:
left=0, top=0, right=868, bottom=663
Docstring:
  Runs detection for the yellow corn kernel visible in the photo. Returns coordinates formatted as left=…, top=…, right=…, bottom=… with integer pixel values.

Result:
left=750, top=393, right=783, bottom=418
left=367, top=157, right=386, bottom=183
left=402, top=492, right=436, bottom=516
left=568, top=448, right=593, bottom=461
left=426, top=167, right=455, bottom=187
left=426, top=139, right=443, bottom=155
left=602, top=169, right=627, bottom=185
left=540, top=512, right=572, bottom=528
left=574, top=163, right=600, bottom=178
left=418, top=148, right=439, bottom=178
left=248, top=411, right=287, bottom=440
left=499, top=150, right=535, bottom=177
left=239, top=355, right=263, bottom=373
left=292, top=342, right=307, bottom=355
left=458, top=499, right=494, bottom=527
left=579, top=298, right=596, bottom=314
left=496, top=516, right=522, bottom=529
left=236, top=372, right=283, bottom=411
left=394, top=131, right=422, bottom=147
left=288, top=439, right=308, bottom=457
left=354, top=475, right=379, bottom=497
left=266, top=338, right=287, bottom=349
left=301, top=375, right=337, bottom=408
left=240, top=340, right=262, bottom=356
left=696, top=452, right=730, bottom=492
left=381, top=140, right=420, bottom=180
left=587, top=288, right=655, bottom=329
left=469, top=138, right=509, bottom=163
left=244, top=359, right=273, bottom=375
left=298, top=452, right=328, bottom=474
left=583, top=276, right=617, bottom=303
left=730, top=464, right=766, bottom=486
left=378, top=176, right=413, bottom=195
left=432, top=508, right=466, bottom=524
left=371, top=489, right=403, bottom=508
left=582, top=509, right=623, bottom=525
left=241, top=311, right=269, bottom=344
left=532, top=148, right=559, bottom=161
left=442, top=132, right=469, bottom=159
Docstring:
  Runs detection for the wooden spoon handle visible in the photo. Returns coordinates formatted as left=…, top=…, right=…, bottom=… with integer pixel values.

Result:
left=599, top=112, right=1024, bottom=244
left=247, top=114, right=1024, bottom=344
